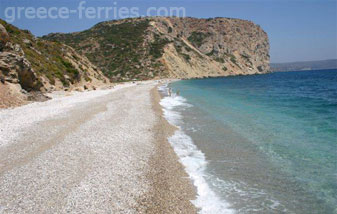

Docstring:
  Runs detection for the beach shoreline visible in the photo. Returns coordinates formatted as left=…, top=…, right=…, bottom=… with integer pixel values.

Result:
left=0, top=81, right=199, bottom=213
left=136, top=85, right=197, bottom=213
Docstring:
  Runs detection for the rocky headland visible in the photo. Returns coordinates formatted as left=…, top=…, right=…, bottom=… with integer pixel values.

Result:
left=1, top=17, right=270, bottom=108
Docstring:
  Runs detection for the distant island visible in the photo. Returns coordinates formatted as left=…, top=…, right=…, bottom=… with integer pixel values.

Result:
left=270, top=59, right=337, bottom=72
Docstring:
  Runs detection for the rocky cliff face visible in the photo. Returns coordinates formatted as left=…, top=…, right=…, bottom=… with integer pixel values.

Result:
left=153, top=17, right=270, bottom=78
left=1, top=17, right=270, bottom=107
left=0, top=20, right=109, bottom=107
left=44, top=17, right=270, bottom=81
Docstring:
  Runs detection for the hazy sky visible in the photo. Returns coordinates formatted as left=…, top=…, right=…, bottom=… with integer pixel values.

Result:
left=0, top=0, right=336, bottom=63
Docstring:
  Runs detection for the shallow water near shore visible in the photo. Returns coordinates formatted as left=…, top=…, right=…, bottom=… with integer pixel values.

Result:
left=161, top=70, right=337, bottom=213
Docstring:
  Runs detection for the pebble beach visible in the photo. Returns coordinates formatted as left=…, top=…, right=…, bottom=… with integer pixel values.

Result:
left=0, top=81, right=196, bottom=213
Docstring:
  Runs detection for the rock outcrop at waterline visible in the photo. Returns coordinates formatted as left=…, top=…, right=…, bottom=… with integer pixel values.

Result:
left=44, top=17, right=270, bottom=81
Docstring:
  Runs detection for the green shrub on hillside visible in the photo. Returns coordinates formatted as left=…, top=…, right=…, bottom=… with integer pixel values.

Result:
left=187, top=31, right=209, bottom=47
left=215, top=57, right=225, bottom=63
left=45, top=20, right=151, bottom=79
left=149, top=35, right=170, bottom=59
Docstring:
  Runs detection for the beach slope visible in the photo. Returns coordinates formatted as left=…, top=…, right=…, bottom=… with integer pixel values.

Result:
left=0, top=82, right=196, bottom=213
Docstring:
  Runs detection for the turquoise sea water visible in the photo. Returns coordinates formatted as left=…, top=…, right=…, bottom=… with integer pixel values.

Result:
left=164, top=70, right=337, bottom=213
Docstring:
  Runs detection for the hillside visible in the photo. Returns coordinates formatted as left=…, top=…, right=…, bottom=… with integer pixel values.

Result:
left=271, top=59, right=337, bottom=72
left=44, top=17, right=270, bottom=81
left=0, top=20, right=109, bottom=108
left=1, top=17, right=271, bottom=107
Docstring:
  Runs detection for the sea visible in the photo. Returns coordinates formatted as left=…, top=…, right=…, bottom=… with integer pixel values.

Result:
left=159, top=69, right=337, bottom=214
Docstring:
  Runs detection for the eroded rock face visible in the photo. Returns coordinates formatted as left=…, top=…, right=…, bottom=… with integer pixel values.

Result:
left=0, top=19, right=114, bottom=108
left=0, top=19, right=110, bottom=93
left=0, top=24, right=9, bottom=51
left=0, top=23, right=41, bottom=91
left=0, top=51, right=42, bottom=91
left=152, top=17, right=270, bottom=78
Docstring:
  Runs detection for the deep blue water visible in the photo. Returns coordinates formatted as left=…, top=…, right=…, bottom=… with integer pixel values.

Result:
left=169, top=70, right=337, bottom=213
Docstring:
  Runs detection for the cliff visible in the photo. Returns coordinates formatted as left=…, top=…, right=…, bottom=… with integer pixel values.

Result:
left=0, top=20, right=109, bottom=108
left=44, top=17, right=270, bottom=81
left=1, top=17, right=270, bottom=107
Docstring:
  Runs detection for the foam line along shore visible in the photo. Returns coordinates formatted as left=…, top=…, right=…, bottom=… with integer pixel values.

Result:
left=157, top=82, right=234, bottom=214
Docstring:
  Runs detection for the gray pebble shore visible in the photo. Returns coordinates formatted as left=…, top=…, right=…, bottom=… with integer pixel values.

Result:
left=0, top=82, right=159, bottom=213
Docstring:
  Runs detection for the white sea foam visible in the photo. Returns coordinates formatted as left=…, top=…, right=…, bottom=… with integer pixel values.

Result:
left=159, top=86, right=233, bottom=214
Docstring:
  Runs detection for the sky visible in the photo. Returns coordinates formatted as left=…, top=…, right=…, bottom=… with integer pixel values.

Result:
left=0, top=0, right=336, bottom=63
